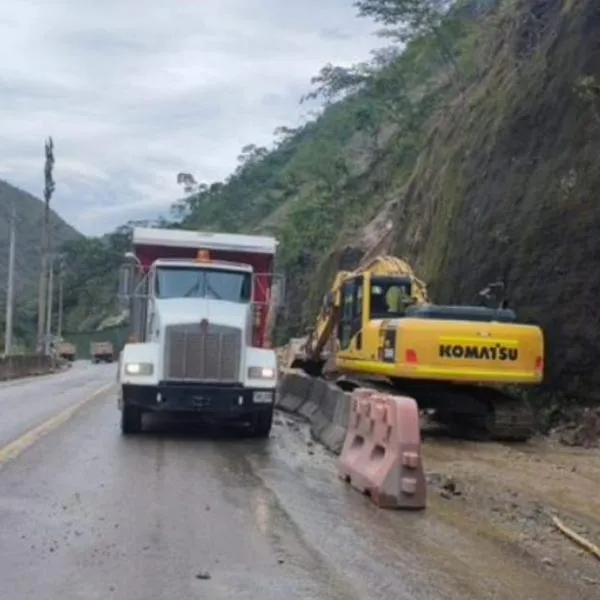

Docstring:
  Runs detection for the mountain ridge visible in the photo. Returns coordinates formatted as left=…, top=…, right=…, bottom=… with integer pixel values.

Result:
left=0, top=179, right=83, bottom=347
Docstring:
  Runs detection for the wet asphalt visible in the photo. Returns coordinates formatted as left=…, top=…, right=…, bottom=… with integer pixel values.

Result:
left=0, top=363, right=592, bottom=599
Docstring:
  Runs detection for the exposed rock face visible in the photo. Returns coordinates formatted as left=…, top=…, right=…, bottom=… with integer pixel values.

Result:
left=391, top=0, right=600, bottom=402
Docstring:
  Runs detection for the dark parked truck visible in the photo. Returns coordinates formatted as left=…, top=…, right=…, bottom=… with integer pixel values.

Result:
left=91, top=341, right=114, bottom=363
left=116, top=227, right=284, bottom=437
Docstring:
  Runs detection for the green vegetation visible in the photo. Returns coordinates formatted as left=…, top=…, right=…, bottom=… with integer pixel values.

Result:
left=25, top=0, right=599, bottom=413
left=58, top=225, right=132, bottom=332
left=0, top=179, right=82, bottom=349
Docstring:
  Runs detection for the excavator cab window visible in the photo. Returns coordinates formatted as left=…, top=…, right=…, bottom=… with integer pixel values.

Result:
left=370, top=277, right=413, bottom=319
left=338, top=276, right=363, bottom=351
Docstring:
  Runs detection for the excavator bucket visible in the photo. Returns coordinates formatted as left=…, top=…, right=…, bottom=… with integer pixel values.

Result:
left=289, top=354, right=327, bottom=377
left=280, top=337, right=326, bottom=376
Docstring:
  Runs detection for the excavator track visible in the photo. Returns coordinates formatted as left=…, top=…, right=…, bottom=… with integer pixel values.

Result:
left=483, top=390, right=536, bottom=442
left=330, top=374, right=535, bottom=443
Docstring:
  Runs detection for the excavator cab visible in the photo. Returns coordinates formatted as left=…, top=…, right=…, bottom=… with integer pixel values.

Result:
left=369, top=276, right=415, bottom=319
left=290, top=273, right=418, bottom=375
left=336, top=273, right=417, bottom=358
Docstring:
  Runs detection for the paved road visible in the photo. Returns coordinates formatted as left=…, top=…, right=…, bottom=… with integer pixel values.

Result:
left=0, top=360, right=115, bottom=448
left=0, top=366, right=593, bottom=599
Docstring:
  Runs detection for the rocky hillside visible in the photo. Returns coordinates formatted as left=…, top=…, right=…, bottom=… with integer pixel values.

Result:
left=64, top=0, right=599, bottom=413
left=390, top=0, right=600, bottom=408
left=0, top=179, right=82, bottom=344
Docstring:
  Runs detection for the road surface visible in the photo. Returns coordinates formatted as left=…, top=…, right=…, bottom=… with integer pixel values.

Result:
left=0, top=363, right=597, bottom=599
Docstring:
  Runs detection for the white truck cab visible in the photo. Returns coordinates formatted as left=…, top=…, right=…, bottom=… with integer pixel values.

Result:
left=117, top=228, right=282, bottom=437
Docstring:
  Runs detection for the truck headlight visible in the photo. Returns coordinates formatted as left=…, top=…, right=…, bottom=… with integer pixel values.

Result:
left=247, top=366, right=275, bottom=379
left=125, top=362, right=154, bottom=376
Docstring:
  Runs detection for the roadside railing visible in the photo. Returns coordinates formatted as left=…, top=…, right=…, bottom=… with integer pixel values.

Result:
left=0, top=354, right=63, bottom=381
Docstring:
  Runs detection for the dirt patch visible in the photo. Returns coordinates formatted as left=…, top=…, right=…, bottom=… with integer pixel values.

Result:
left=423, top=436, right=600, bottom=592
left=550, top=407, right=600, bottom=448
left=277, top=408, right=600, bottom=597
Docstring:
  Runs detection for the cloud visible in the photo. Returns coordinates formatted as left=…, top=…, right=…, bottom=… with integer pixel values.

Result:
left=0, top=0, right=377, bottom=235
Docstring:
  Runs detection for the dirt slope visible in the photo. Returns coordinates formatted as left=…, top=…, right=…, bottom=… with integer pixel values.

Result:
left=382, top=0, right=600, bottom=407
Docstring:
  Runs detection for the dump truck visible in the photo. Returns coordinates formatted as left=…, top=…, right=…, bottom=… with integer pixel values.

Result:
left=116, top=227, right=283, bottom=436
left=289, top=254, right=545, bottom=442
left=90, top=341, right=114, bottom=363
left=57, top=341, right=76, bottom=362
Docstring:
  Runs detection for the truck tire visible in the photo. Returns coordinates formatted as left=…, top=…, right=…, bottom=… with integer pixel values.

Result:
left=250, top=409, right=273, bottom=438
left=121, top=404, right=143, bottom=435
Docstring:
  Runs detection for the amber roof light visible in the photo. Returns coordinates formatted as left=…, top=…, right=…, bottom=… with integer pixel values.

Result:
left=196, top=249, right=210, bottom=262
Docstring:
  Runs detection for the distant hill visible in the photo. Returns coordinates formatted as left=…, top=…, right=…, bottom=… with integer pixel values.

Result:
left=0, top=179, right=83, bottom=344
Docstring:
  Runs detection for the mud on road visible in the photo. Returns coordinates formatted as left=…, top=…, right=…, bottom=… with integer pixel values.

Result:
left=419, top=425, right=600, bottom=594
left=1, top=366, right=598, bottom=599
left=265, top=413, right=600, bottom=599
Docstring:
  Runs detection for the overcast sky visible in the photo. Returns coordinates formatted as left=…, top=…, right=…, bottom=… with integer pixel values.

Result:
left=0, top=1, right=377, bottom=236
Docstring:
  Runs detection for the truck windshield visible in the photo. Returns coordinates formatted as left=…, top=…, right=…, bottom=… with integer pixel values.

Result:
left=155, top=267, right=251, bottom=303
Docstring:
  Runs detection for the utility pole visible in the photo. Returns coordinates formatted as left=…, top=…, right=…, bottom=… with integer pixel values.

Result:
left=45, top=254, right=54, bottom=353
left=4, top=198, right=16, bottom=356
left=37, top=136, right=55, bottom=353
left=57, top=258, right=64, bottom=340
left=36, top=236, right=47, bottom=352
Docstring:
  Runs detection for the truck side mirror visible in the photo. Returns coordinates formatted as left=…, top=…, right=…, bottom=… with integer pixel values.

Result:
left=117, top=263, right=136, bottom=307
left=252, top=273, right=286, bottom=314
left=272, top=274, right=286, bottom=309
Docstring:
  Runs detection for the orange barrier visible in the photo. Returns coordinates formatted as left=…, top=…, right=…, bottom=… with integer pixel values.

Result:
left=338, top=388, right=426, bottom=509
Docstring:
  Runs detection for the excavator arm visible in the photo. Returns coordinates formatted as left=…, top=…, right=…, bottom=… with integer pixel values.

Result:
left=304, top=270, right=349, bottom=359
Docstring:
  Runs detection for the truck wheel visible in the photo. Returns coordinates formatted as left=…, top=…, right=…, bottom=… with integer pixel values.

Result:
left=121, top=404, right=143, bottom=435
left=250, top=409, right=273, bottom=438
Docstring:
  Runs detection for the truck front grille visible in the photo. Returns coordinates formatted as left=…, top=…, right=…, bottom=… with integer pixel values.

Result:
left=164, top=324, right=242, bottom=383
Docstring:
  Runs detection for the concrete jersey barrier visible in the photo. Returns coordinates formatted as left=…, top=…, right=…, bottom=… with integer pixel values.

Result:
left=275, top=369, right=427, bottom=508
left=0, top=354, right=63, bottom=381
left=276, top=370, right=356, bottom=455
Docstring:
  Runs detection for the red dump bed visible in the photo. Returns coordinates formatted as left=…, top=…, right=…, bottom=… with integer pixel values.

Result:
left=132, top=227, right=278, bottom=348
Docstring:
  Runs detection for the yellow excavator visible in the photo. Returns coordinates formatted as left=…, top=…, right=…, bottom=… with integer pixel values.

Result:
left=289, top=255, right=545, bottom=441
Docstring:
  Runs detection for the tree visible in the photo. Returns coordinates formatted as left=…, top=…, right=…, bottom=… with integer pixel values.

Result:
left=235, top=144, right=269, bottom=172
left=303, top=48, right=419, bottom=157
left=354, top=0, right=453, bottom=40
left=176, top=172, right=200, bottom=194
left=354, top=0, right=461, bottom=73
left=273, top=125, right=301, bottom=142
left=302, top=62, right=372, bottom=104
